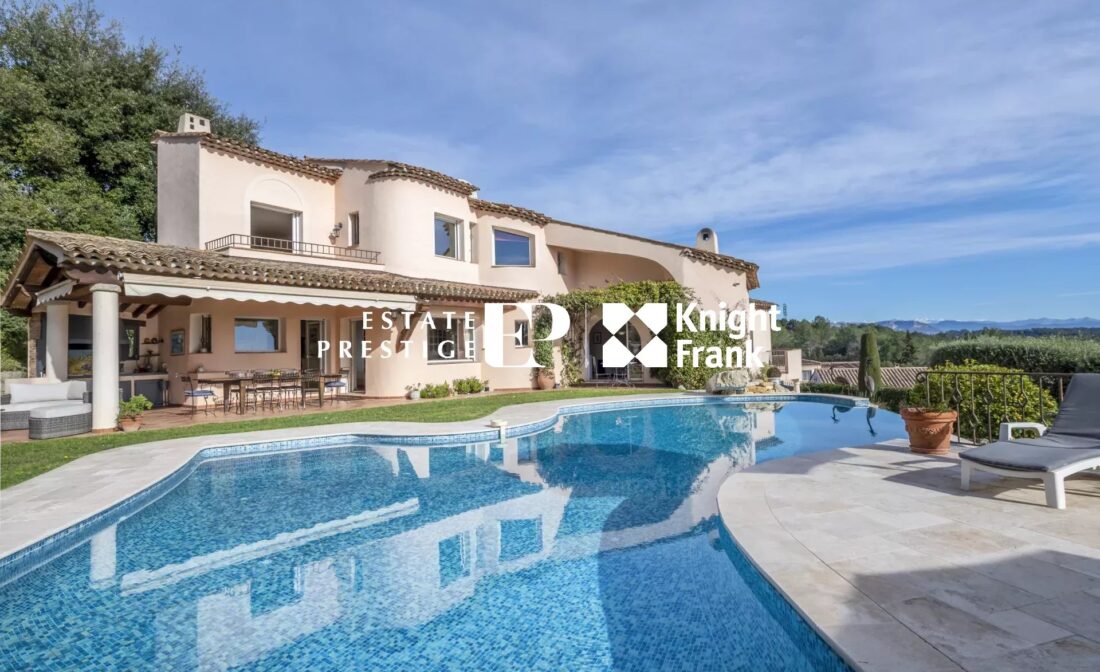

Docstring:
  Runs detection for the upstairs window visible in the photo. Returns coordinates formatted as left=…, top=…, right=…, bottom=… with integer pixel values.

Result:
left=435, top=216, right=462, bottom=259
left=349, top=212, right=360, bottom=246
left=251, top=203, right=301, bottom=248
left=493, top=228, right=533, bottom=266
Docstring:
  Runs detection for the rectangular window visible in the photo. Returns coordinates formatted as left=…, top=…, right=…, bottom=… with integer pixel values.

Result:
left=427, top=315, right=476, bottom=362
left=493, top=228, right=533, bottom=266
left=235, top=318, right=280, bottom=352
left=349, top=212, right=360, bottom=246
left=250, top=203, right=301, bottom=248
left=427, top=323, right=458, bottom=361
left=435, top=216, right=462, bottom=259
left=189, top=314, right=212, bottom=354
left=514, top=320, right=530, bottom=347
left=464, top=319, right=477, bottom=361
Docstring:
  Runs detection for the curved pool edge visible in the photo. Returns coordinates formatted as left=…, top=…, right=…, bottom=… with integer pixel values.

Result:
left=715, top=447, right=962, bottom=672
left=0, top=391, right=866, bottom=586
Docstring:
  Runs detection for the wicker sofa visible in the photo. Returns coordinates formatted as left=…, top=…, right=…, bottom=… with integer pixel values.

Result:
left=0, top=381, right=89, bottom=431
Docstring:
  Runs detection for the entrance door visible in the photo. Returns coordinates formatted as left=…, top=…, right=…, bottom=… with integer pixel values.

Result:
left=300, top=320, right=325, bottom=372
left=351, top=319, right=367, bottom=392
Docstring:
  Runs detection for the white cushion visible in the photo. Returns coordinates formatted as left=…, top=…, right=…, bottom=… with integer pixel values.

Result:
left=9, top=383, right=67, bottom=403
left=30, top=403, right=92, bottom=420
left=1, top=400, right=86, bottom=413
left=64, top=380, right=87, bottom=400
left=7, top=381, right=86, bottom=403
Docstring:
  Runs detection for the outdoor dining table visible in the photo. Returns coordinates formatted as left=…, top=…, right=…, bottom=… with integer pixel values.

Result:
left=199, top=372, right=345, bottom=414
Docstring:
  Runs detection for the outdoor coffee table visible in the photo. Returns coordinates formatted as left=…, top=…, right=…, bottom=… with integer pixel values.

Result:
left=200, top=373, right=345, bottom=414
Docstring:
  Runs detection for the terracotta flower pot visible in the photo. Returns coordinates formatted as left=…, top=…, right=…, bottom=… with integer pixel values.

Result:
left=900, top=408, right=958, bottom=455
left=536, top=371, right=555, bottom=390
left=119, top=418, right=143, bottom=432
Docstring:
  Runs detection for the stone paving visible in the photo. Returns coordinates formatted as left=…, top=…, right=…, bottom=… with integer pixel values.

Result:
left=718, top=439, right=1100, bottom=672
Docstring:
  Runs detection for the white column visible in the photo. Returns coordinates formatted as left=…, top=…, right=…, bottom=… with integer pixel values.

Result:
left=91, top=283, right=121, bottom=431
left=44, top=302, right=70, bottom=382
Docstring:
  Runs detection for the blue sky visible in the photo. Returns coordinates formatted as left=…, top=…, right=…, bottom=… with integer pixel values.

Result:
left=101, top=0, right=1100, bottom=322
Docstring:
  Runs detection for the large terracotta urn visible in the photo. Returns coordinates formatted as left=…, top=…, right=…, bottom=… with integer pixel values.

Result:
left=900, top=408, right=958, bottom=455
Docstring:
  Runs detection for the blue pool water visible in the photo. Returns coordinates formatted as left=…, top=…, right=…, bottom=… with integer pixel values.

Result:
left=0, top=400, right=904, bottom=671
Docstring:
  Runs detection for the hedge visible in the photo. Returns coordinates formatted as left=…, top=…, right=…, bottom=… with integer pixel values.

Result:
left=801, top=382, right=853, bottom=395
left=928, top=337, right=1100, bottom=373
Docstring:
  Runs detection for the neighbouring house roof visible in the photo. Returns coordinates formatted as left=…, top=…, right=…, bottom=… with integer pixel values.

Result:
left=2, top=230, right=538, bottom=313
left=154, top=132, right=343, bottom=182
left=815, top=366, right=926, bottom=390
left=750, top=298, right=777, bottom=309
left=551, top=219, right=761, bottom=290
left=469, top=198, right=551, bottom=226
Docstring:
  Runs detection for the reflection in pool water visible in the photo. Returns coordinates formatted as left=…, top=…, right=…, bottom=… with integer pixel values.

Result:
left=0, top=400, right=903, bottom=671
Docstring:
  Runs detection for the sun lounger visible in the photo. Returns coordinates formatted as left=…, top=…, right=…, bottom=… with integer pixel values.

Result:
left=960, top=373, right=1100, bottom=509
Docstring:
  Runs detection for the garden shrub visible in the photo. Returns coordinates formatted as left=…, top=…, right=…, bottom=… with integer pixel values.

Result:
left=452, top=377, right=484, bottom=394
left=420, top=382, right=451, bottom=399
left=906, top=361, right=1059, bottom=442
left=801, top=382, right=852, bottom=395
left=874, top=387, right=910, bottom=412
left=928, top=337, right=1100, bottom=373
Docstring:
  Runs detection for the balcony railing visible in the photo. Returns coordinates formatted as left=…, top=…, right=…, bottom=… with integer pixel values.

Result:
left=205, top=234, right=381, bottom=264
left=913, top=370, right=1073, bottom=445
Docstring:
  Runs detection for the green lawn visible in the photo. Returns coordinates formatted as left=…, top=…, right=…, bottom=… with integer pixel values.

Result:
left=0, top=388, right=671, bottom=489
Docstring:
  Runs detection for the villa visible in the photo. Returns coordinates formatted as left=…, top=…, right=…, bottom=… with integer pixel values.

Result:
left=1, top=113, right=786, bottom=432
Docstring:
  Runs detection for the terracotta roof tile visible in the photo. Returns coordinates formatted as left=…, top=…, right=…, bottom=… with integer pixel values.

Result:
left=469, top=198, right=551, bottom=225
left=366, top=161, right=478, bottom=195
left=816, top=365, right=926, bottom=390
left=678, top=248, right=760, bottom=289
left=16, top=230, right=537, bottom=304
left=155, top=132, right=343, bottom=182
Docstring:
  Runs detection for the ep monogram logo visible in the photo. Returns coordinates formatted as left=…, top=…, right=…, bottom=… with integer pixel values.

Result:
left=601, top=303, right=668, bottom=368
left=484, top=303, right=570, bottom=368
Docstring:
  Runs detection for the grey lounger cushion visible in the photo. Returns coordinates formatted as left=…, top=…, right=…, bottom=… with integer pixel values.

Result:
left=1049, top=373, right=1100, bottom=441
left=959, top=442, right=1100, bottom=472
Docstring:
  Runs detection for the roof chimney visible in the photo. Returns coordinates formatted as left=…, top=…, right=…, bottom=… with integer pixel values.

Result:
left=695, top=227, right=718, bottom=253
left=177, top=113, right=211, bottom=134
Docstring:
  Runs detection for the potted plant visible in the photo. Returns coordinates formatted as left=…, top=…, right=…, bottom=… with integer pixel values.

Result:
left=406, top=383, right=421, bottom=400
left=482, top=380, right=491, bottom=393
left=900, top=392, right=958, bottom=455
left=764, top=365, right=782, bottom=383
left=117, top=394, right=154, bottom=432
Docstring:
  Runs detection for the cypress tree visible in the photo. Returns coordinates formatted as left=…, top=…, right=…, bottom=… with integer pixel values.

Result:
left=858, top=330, right=883, bottom=398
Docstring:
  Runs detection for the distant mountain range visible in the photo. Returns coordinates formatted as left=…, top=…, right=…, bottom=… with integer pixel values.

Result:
left=874, top=318, right=1100, bottom=334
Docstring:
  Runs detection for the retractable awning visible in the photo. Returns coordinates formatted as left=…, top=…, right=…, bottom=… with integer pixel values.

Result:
left=122, top=274, right=418, bottom=310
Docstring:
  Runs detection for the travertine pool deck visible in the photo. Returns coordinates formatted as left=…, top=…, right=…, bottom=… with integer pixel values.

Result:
left=718, top=440, right=1100, bottom=672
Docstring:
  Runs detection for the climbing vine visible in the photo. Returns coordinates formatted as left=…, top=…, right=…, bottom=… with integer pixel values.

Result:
left=541, top=281, right=743, bottom=389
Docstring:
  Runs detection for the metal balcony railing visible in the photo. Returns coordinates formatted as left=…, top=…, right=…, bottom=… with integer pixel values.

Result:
left=205, top=234, right=381, bottom=264
left=913, top=370, right=1074, bottom=444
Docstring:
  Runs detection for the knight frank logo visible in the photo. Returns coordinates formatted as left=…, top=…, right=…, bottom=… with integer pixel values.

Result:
left=602, top=303, right=668, bottom=367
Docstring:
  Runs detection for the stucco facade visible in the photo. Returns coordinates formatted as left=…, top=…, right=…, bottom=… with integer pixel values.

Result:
left=6, top=116, right=783, bottom=425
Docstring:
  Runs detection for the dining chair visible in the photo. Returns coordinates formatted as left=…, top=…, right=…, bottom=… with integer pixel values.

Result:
left=325, top=367, right=350, bottom=403
left=299, top=370, right=322, bottom=408
left=181, top=375, right=217, bottom=416
left=252, top=371, right=279, bottom=411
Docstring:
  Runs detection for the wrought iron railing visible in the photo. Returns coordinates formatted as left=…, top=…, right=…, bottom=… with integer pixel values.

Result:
left=205, top=234, right=381, bottom=264
left=913, top=370, right=1073, bottom=445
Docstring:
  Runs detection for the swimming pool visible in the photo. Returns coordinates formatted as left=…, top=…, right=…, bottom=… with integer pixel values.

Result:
left=0, top=398, right=904, bottom=671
